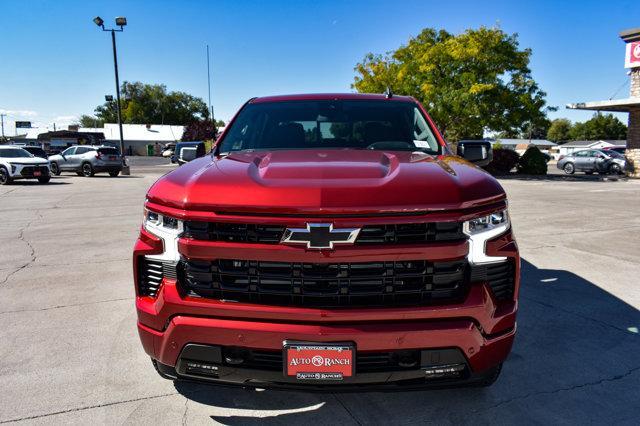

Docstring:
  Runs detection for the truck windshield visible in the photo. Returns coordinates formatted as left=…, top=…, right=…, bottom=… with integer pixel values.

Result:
left=218, top=100, right=441, bottom=154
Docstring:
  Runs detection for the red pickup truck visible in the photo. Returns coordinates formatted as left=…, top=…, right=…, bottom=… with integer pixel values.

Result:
left=134, top=93, right=519, bottom=389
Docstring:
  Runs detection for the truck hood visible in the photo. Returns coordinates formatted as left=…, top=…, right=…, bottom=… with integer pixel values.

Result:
left=147, top=150, right=505, bottom=215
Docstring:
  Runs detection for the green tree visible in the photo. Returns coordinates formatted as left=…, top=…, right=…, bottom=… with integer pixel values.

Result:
left=181, top=121, right=217, bottom=142
left=353, top=27, right=551, bottom=141
left=521, top=118, right=551, bottom=140
left=215, top=120, right=226, bottom=127
left=568, top=113, right=627, bottom=141
left=77, top=115, right=105, bottom=128
left=90, top=82, right=209, bottom=125
left=546, top=118, right=572, bottom=143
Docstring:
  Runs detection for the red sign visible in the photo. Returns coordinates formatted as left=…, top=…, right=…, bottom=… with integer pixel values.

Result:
left=625, top=42, right=640, bottom=68
left=285, top=344, right=354, bottom=379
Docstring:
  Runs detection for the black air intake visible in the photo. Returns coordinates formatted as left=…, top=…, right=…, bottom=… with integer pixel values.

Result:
left=138, top=258, right=178, bottom=297
left=470, top=260, right=515, bottom=301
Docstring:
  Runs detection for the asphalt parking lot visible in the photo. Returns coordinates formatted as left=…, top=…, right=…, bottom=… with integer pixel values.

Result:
left=0, top=159, right=639, bottom=425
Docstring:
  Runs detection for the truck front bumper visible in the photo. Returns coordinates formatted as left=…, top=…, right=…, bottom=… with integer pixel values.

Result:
left=134, top=225, right=519, bottom=389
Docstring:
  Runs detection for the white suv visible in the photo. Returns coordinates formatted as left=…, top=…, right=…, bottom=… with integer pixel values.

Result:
left=0, top=146, right=51, bottom=185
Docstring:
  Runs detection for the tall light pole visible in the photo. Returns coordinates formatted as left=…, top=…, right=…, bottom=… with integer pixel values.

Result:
left=206, top=45, right=214, bottom=122
left=93, top=16, right=130, bottom=175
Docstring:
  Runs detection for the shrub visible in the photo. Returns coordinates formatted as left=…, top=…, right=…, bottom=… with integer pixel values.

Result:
left=484, top=148, right=520, bottom=175
left=517, top=145, right=548, bottom=175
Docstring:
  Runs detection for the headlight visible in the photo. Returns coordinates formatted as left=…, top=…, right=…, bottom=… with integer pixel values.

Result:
left=463, top=210, right=509, bottom=235
left=463, top=209, right=510, bottom=264
left=143, top=207, right=183, bottom=262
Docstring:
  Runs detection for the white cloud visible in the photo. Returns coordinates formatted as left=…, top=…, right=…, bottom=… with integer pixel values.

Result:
left=54, top=115, right=77, bottom=121
left=0, top=109, right=38, bottom=117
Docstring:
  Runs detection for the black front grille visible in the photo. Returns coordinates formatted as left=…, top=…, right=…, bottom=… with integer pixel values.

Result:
left=222, top=348, right=421, bottom=373
left=20, top=166, right=49, bottom=177
left=138, top=258, right=178, bottom=297
left=181, top=259, right=467, bottom=308
left=183, top=222, right=286, bottom=243
left=356, top=222, right=464, bottom=244
left=470, top=260, right=515, bottom=301
left=183, top=221, right=465, bottom=245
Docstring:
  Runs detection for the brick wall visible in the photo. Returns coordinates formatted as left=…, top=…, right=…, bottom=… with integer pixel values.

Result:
left=631, top=69, right=640, bottom=98
left=626, top=107, right=640, bottom=177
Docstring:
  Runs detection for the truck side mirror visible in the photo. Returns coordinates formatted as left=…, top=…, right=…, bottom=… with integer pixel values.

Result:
left=457, top=140, right=493, bottom=167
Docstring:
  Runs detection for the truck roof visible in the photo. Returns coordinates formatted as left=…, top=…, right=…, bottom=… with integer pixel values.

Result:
left=250, top=93, right=416, bottom=104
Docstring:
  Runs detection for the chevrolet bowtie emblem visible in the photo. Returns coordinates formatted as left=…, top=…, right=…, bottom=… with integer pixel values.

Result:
left=281, top=223, right=361, bottom=250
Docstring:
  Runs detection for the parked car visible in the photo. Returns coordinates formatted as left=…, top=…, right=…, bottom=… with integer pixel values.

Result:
left=162, top=143, right=176, bottom=158
left=48, top=145, right=122, bottom=177
left=172, top=141, right=206, bottom=165
left=0, top=146, right=51, bottom=184
left=134, top=93, right=519, bottom=390
left=557, top=149, right=626, bottom=175
left=22, top=146, right=48, bottom=159
left=602, top=146, right=626, bottom=155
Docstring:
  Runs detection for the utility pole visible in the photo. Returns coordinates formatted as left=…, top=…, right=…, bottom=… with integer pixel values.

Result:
left=94, top=16, right=130, bottom=175
left=207, top=45, right=214, bottom=122
left=0, top=114, right=5, bottom=138
left=111, top=29, right=127, bottom=172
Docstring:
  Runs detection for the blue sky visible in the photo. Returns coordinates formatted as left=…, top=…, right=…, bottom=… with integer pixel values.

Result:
left=0, top=0, right=638, bottom=136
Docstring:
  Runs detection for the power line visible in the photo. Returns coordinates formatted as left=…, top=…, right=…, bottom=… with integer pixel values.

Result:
left=609, top=77, right=629, bottom=100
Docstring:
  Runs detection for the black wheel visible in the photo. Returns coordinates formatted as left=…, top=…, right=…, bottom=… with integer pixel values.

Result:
left=476, top=362, right=503, bottom=387
left=37, top=176, right=51, bottom=184
left=0, top=167, right=11, bottom=185
left=563, top=163, right=575, bottom=174
left=585, top=171, right=593, bottom=175
left=81, top=162, right=94, bottom=177
left=50, top=162, right=61, bottom=176
left=609, top=163, right=622, bottom=175
left=108, top=170, right=120, bottom=177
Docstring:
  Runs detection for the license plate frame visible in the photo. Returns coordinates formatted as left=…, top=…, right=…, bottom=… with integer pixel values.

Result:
left=283, top=341, right=355, bottom=380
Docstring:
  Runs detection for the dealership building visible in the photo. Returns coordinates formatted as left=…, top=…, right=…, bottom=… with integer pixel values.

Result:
left=567, top=27, right=640, bottom=176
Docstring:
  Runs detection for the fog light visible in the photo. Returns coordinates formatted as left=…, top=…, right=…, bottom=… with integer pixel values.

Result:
left=185, top=361, right=220, bottom=377
left=423, top=363, right=465, bottom=379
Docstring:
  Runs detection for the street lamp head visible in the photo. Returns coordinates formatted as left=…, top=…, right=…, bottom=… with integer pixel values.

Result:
left=93, top=16, right=104, bottom=28
left=115, top=16, right=127, bottom=27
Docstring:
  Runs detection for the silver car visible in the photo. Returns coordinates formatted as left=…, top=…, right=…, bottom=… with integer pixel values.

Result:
left=557, top=149, right=626, bottom=175
left=48, top=145, right=122, bottom=177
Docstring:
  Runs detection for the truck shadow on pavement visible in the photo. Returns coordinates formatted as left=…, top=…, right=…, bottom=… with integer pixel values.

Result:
left=173, top=259, right=640, bottom=424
